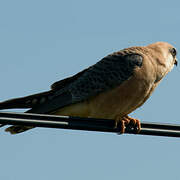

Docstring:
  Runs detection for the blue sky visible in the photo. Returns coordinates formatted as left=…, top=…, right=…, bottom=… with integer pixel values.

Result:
left=0, top=0, right=180, bottom=179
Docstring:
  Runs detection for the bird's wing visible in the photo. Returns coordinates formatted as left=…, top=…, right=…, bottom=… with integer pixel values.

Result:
left=0, top=68, right=89, bottom=111
left=0, top=52, right=143, bottom=114
left=51, top=68, right=89, bottom=90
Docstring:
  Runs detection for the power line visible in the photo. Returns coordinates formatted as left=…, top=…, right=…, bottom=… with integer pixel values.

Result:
left=0, top=111, right=180, bottom=137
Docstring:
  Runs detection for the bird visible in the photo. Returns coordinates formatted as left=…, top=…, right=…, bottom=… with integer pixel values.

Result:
left=0, top=42, right=178, bottom=134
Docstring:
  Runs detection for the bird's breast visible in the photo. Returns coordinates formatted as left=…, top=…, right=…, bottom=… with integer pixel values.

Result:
left=87, top=75, right=155, bottom=119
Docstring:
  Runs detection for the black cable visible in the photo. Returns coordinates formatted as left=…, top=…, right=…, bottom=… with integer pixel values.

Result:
left=0, top=111, right=180, bottom=137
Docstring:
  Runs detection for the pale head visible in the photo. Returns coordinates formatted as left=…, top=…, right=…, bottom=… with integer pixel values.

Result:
left=147, top=42, right=177, bottom=82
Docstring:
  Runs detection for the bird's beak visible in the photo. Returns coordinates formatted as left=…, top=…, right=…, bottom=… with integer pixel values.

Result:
left=174, top=58, right=178, bottom=66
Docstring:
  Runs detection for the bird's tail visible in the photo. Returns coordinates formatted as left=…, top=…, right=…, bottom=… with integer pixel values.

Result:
left=5, top=125, right=34, bottom=134
left=0, top=90, right=54, bottom=134
left=0, top=90, right=53, bottom=110
left=0, top=90, right=72, bottom=134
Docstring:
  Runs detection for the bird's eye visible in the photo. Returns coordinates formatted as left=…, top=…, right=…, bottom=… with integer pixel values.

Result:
left=170, top=48, right=177, bottom=57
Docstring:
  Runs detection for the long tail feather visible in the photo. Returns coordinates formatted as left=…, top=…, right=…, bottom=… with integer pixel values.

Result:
left=0, top=90, right=73, bottom=134
left=0, top=90, right=53, bottom=110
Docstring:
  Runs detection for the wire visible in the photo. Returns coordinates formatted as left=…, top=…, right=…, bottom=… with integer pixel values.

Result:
left=0, top=111, right=180, bottom=137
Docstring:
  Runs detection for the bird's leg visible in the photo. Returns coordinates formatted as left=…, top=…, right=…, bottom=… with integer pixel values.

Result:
left=115, top=115, right=141, bottom=134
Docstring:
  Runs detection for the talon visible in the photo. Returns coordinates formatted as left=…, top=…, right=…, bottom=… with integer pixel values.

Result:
left=115, top=116, right=129, bottom=134
left=125, top=116, right=141, bottom=134
left=115, top=115, right=141, bottom=134
left=135, top=119, right=141, bottom=133
left=120, top=120, right=125, bottom=134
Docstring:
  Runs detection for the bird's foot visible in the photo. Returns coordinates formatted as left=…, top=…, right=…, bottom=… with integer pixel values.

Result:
left=115, top=115, right=141, bottom=134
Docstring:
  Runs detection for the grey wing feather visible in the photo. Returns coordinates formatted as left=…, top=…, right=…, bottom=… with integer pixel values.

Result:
left=51, top=68, right=89, bottom=90
left=27, top=91, right=72, bottom=113
left=31, top=52, right=143, bottom=113
left=68, top=53, right=143, bottom=102
left=0, top=53, right=142, bottom=114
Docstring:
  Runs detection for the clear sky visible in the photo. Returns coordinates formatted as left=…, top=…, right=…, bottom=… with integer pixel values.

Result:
left=0, top=0, right=180, bottom=179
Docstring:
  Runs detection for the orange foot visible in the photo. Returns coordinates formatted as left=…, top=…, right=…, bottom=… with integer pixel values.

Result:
left=115, top=115, right=141, bottom=134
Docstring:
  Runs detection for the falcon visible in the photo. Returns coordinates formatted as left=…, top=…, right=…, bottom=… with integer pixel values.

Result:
left=0, top=42, right=178, bottom=134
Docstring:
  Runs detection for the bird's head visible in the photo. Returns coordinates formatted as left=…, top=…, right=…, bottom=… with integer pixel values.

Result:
left=146, top=42, right=177, bottom=83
